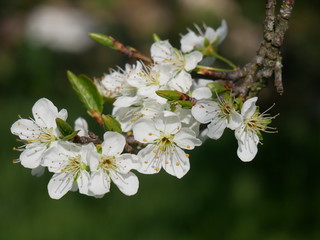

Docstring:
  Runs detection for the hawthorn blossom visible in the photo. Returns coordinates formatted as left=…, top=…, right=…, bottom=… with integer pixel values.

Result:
left=235, top=97, right=275, bottom=162
left=151, top=40, right=202, bottom=93
left=180, top=20, right=228, bottom=53
left=11, top=98, right=67, bottom=169
left=42, top=142, right=92, bottom=199
left=192, top=96, right=242, bottom=140
left=89, top=132, right=140, bottom=196
left=132, top=111, right=202, bottom=178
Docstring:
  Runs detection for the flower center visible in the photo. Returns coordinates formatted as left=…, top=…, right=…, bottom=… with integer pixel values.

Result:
left=61, top=155, right=85, bottom=179
left=100, top=156, right=116, bottom=171
left=220, top=102, right=233, bottom=118
left=157, top=134, right=175, bottom=152
left=244, top=113, right=274, bottom=135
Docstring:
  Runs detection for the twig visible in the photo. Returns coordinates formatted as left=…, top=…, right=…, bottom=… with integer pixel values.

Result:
left=194, top=0, right=295, bottom=98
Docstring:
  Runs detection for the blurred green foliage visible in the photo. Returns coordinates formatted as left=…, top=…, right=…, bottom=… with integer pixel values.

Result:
left=1, top=0, right=320, bottom=239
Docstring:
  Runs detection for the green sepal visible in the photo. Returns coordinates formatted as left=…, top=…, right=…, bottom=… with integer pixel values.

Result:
left=170, top=104, right=176, bottom=112
left=62, top=130, right=80, bottom=141
left=234, top=97, right=243, bottom=111
left=96, top=144, right=102, bottom=154
left=153, top=33, right=161, bottom=42
left=102, top=114, right=122, bottom=133
left=67, top=71, right=103, bottom=113
left=88, top=33, right=118, bottom=50
left=203, top=38, right=210, bottom=47
left=56, top=118, right=74, bottom=137
left=206, top=81, right=227, bottom=96
left=176, top=100, right=193, bottom=109
left=156, top=90, right=181, bottom=101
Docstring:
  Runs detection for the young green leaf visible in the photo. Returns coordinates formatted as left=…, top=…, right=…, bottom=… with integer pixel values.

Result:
left=153, top=33, right=161, bottom=42
left=176, top=100, right=193, bottom=109
left=88, top=33, right=118, bottom=50
left=206, top=81, right=227, bottom=96
left=56, top=118, right=74, bottom=137
left=67, top=71, right=103, bottom=113
left=102, top=114, right=122, bottom=133
left=62, top=130, right=80, bottom=141
left=156, top=90, right=181, bottom=101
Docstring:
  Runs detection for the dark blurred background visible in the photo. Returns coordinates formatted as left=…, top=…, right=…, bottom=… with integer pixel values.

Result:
left=1, top=0, right=319, bottom=239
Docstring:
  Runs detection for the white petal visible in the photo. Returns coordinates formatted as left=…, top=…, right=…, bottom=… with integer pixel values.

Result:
left=204, top=27, right=217, bottom=43
left=191, top=87, right=212, bottom=100
left=113, top=96, right=139, bottom=108
left=184, top=51, right=203, bottom=71
left=207, top=116, right=227, bottom=140
left=216, top=19, right=228, bottom=45
left=137, top=144, right=162, bottom=174
left=32, top=98, right=59, bottom=128
left=174, top=128, right=202, bottom=150
left=89, top=170, right=111, bottom=195
left=180, top=31, right=202, bottom=53
left=58, top=108, right=68, bottom=121
left=162, top=146, right=190, bottom=179
left=31, top=166, right=45, bottom=177
left=48, top=172, right=74, bottom=199
left=77, top=170, right=90, bottom=196
left=168, top=71, right=192, bottom=93
left=74, top=117, right=88, bottom=137
left=116, top=154, right=141, bottom=174
left=132, top=119, right=159, bottom=143
left=42, top=141, right=81, bottom=172
left=155, top=112, right=181, bottom=135
left=11, top=119, right=41, bottom=140
left=102, top=132, right=126, bottom=157
left=151, top=40, right=173, bottom=63
left=191, top=100, right=220, bottom=124
left=20, top=143, right=46, bottom=169
left=110, top=171, right=139, bottom=196
left=227, top=110, right=243, bottom=130
left=241, top=97, right=257, bottom=119
left=236, top=131, right=259, bottom=162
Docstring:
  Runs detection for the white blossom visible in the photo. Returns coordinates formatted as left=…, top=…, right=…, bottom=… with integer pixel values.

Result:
left=89, top=132, right=140, bottom=196
left=42, top=141, right=92, bottom=199
left=132, top=111, right=201, bottom=178
left=180, top=20, right=228, bottom=53
left=113, top=98, right=167, bottom=132
left=95, top=65, right=137, bottom=100
left=192, top=96, right=242, bottom=140
left=11, top=98, right=67, bottom=169
left=235, top=97, right=275, bottom=162
left=151, top=40, right=202, bottom=93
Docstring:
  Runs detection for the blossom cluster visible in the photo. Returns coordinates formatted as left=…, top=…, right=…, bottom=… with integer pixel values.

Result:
left=11, top=21, right=275, bottom=199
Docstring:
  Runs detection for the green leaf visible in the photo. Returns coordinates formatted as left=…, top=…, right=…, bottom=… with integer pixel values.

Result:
left=176, top=100, right=193, bottom=109
left=62, top=130, right=80, bottom=141
left=156, top=90, right=181, bottom=101
left=102, top=114, right=122, bottom=133
left=206, top=81, right=227, bottom=96
left=67, top=71, right=103, bottom=113
left=88, top=33, right=118, bottom=50
left=153, top=33, right=161, bottom=42
left=56, top=118, right=74, bottom=137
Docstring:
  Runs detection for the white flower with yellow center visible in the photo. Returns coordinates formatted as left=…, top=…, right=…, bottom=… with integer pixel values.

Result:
left=10, top=98, right=67, bottom=169
left=151, top=40, right=202, bottom=93
left=235, top=97, right=276, bottom=162
left=132, top=111, right=202, bottom=178
left=192, top=96, right=242, bottom=140
left=89, top=132, right=140, bottom=196
left=43, top=142, right=92, bottom=199
left=126, top=62, right=170, bottom=103
left=180, top=20, right=228, bottom=53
